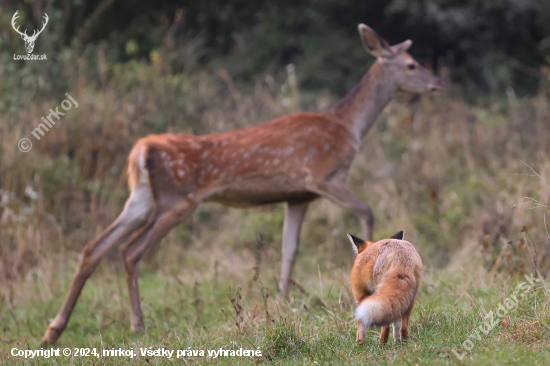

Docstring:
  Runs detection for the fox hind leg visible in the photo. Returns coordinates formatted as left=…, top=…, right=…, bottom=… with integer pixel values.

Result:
left=356, top=321, right=367, bottom=344
left=401, top=302, right=414, bottom=340
left=379, top=325, right=390, bottom=345
left=392, top=318, right=403, bottom=343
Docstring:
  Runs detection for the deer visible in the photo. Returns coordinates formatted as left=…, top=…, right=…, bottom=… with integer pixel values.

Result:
left=11, top=10, right=49, bottom=54
left=42, top=24, right=442, bottom=344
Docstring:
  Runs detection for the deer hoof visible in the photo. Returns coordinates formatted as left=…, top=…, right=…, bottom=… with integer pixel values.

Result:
left=42, top=325, right=63, bottom=345
left=131, top=322, right=144, bottom=333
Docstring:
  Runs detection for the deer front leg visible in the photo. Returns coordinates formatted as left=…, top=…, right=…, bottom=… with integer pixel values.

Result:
left=307, top=182, right=374, bottom=241
left=278, top=201, right=309, bottom=297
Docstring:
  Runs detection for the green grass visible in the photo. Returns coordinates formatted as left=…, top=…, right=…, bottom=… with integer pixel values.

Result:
left=2, top=246, right=550, bottom=365
left=2, top=36, right=550, bottom=365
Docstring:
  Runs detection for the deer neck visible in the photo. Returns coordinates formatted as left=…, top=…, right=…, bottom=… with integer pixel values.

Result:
left=329, top=61, right=396, bottom=144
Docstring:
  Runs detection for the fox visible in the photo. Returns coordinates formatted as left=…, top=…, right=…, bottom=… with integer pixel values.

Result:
left=347, top=230, right=422, bottom=345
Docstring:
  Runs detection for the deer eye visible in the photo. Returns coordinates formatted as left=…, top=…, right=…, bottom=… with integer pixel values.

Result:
left=407, top=64, right=416, bottom=70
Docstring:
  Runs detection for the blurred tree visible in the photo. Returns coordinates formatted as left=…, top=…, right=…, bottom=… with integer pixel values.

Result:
left=1, top=0, right=549, bottom=98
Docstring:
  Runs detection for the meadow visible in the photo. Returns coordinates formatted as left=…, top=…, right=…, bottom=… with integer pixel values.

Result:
left=2, top=46, right=550, bottom=365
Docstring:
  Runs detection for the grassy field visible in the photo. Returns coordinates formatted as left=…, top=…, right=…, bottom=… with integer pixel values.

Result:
left=2, top=248, right=550, bottom=365
left=2, top=51, right=550, bottom=364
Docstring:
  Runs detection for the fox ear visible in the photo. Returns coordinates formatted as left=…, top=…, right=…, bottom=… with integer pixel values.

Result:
left=390, top=230, right=404, bottom=240
left=347, top=233, right=365, bottom=255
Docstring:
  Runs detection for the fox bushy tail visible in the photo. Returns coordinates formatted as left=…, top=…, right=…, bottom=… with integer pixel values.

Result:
left=355, top=269, right=417, bottom=326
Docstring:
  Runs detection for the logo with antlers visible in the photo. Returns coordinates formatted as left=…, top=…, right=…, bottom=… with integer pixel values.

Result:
left=11, top=11, right=49, bottom=54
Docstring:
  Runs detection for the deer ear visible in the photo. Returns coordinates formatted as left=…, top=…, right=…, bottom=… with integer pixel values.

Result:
left=390, top=230, right=404, bottom=240
left=347, top=233, right=365, bottom=255
left=358, top=24, right=394, bottom=59
left=391, top=40, right=412, bottom=55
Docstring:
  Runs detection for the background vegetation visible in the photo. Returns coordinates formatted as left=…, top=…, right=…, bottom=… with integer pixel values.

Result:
left=1, top=0, right=550, bottom=364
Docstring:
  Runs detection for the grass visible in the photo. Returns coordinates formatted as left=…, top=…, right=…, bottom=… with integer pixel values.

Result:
left=2, top=43, right=550, bottom=364
left=2, top=250, right=550, bottom=365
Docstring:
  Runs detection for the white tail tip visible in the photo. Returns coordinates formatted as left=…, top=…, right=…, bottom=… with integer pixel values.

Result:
left=355, top=299, right=383, bottom=327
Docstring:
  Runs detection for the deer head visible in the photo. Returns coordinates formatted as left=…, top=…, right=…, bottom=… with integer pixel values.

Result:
left=358, top=24, right=442, bottom=93
left=12, top=11, right=49, bottom=54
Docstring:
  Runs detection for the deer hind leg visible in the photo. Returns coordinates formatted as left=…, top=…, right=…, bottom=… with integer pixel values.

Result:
left=307, top=182, right=374, bottom=240
left=122, top=199, right=197, bottom=332
left=278, top=201, right=309, bottom=297
left=42, top=182, right=154, bottom=345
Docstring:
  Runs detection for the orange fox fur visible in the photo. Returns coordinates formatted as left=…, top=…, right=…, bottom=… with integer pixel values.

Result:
left=348, top=230, right=422, bottom=345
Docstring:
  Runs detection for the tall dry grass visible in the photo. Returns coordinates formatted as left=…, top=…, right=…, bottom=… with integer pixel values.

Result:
left=1, top=45, right=550, bottom=314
